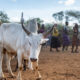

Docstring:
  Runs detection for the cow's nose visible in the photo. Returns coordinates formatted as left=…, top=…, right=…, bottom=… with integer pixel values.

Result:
left=30, top=58, right=37, bottom=62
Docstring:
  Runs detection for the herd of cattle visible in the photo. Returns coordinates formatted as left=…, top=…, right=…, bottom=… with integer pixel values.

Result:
left=0, top=19, right=53, bottom=80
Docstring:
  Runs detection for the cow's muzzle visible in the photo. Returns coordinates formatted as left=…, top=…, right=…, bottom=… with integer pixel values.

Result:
left=30, top=58, right=37, bottom=62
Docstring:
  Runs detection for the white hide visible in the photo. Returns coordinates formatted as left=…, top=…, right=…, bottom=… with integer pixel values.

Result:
left=26, top=19, right=38, bottom=34
left=0, top=23, right=30, bottom=58
left=28, top=34, right=42, bottom=59
left=0, top=21, right=49, bottom=80
left=0, top=22, right=48, bottom=60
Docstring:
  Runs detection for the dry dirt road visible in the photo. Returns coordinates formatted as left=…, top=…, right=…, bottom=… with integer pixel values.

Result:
left=2, top=47, right=80, bottom=80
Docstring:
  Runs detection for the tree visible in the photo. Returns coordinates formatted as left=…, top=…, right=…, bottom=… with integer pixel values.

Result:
left=66, top=10, right=80, bottom=23
left=0, top=11, right=9, bottom=23
left=26, top=18, right=43, bottom=24
left=57, top=11, right=64, bottom=22
left=52, top=11, right=64, bottom=23
left=53, top=13, right=58, bottom=22
left=35, top=18, right=43, bottom=24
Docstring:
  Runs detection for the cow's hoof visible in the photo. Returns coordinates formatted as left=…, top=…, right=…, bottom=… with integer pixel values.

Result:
left=10, top=75, right=16, bottom=78
left=0, top=77, right=6, bottom=80
left=14, top=69, right=18, bottom=72
left=36, top=78, right=42, bottom=80
left=8, top=74, right=16, bottom=79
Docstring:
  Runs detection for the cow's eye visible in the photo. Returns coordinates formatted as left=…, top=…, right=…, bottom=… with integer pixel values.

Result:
left=29, top=42, right=31, bottom=46
left=40, top=43, right=44, bottom=45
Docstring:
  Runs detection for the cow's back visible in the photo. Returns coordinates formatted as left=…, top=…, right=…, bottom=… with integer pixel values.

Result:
left=0, top=23, right=26, bottom=52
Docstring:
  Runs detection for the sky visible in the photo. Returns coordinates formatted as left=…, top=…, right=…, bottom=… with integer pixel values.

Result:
left=0, top=0, right=80, bottom=23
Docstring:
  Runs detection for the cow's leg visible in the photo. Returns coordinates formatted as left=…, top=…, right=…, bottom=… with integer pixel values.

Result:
left=15, top=60, right=18, bottom=72
left=32, top=61, right=41, bottom=80
left=14, top=56, right=18, bottom=72
left=28, top=59, right=33, bottom=70
left=0, top=49, right=6, bottom=80
left=6, top=53, right=15, bottom=78
left=23, top=59, right=27, bottom=71
left=17, top=51, right=22, bottom=80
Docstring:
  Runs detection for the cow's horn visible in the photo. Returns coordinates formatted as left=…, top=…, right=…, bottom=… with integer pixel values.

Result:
left=21, top=12, right=31, bottom=35
left=43, top=27, right=53, bottom=37
left=22, top=24, right=31, bottom=35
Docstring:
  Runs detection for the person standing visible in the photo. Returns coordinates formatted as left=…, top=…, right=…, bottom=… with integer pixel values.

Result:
left=72, top=23, right=79, bottom=53
left=78, top=27, right=80, bottom=45
left=37, top=23, right=41, bottom=33
left=62, top=22, right=70, bottom=51
left=50, top=24, right=61, bottom=52
left=0, top=20, right=2, bottom=26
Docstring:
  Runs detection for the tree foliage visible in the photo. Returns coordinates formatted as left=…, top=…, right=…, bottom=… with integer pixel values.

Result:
left=35, top=18, right=43, bottom=24
left=52, top=10, right=80, bottom=23
left=0, top=11, right=9, bottom=23
left=26, top=18, right=43, bottom=24
left=52, top=11, right=64, bottom=23
left=66, top=10, right=80, bottom=23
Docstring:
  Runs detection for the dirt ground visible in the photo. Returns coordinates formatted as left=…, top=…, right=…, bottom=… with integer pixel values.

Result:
left=2, top=46, right=80, bottom=80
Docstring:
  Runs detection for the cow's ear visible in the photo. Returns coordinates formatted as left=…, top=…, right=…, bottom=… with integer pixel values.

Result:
left=26, top=36, right=32, bottom=45
left=28, top=38, right=32, bottom=45
left=41, top=38, right=49, bottom=44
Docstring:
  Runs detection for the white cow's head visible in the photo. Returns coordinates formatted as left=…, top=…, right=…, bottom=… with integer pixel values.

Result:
left=22, top=19, right=52, bottom=62
left=28, top=33, right=49, bottom=61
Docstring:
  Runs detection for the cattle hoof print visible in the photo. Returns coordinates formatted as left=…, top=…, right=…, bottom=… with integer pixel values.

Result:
left=36, top=78, right=42, bottom=80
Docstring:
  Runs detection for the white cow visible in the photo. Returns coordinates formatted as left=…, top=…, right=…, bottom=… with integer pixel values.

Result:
left=0, top=19, right=52, bottom=80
